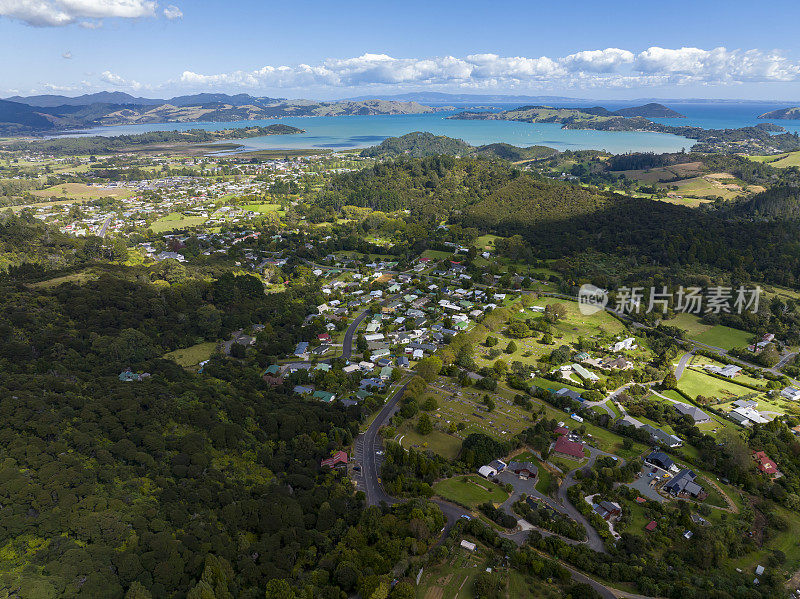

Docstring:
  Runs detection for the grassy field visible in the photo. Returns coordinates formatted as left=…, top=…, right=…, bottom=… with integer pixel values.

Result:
left=149, top=212, right=208, bottom=233
left=677, top=368, right=755, bottom=401
left=28, top=270, right=96, bottom=288
left=748, top=150, right=800, bottom=168
left=31, top=182, right=134, bottom=200
left=163, top=342, right=216, bottom=368
left=432, top=475, right=510, bottom=509
left=664, top=313, right=753, bottom=349
left=397, top=419, right=462, bottom=460
left=692, top=325, right=753, bottom=350
left=728, top=503, right=800, bottom=575
left=243, top=203, right=283, bottom=214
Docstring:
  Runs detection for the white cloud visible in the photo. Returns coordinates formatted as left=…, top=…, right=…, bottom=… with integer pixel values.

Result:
left=62, top=50, right=72, bottom=59
left=563, top=48, right=634, bottom=72
left=163, top=4, right=181, bottom=19
left=100, top=69, right=142, bottom=90
left=174, top=47, right=800, bottom=93
left=0, top=0, right=172, bottom=27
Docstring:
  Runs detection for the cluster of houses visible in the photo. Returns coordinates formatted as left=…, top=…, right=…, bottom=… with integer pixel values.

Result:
left=747, top=333, right=776, bottom=354
left=643, top=451, right=706, bottom=499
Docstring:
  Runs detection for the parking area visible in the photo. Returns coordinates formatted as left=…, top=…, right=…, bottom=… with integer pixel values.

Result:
left=627, top=465, right=667, bottom=503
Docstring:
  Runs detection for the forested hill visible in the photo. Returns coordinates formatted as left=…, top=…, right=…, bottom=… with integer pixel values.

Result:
left=360, top=132, right=558, bottom=161
left=322, top=156, right=800, bottom=286
left=729, top=185, right=800, bottom=220
left=360, top=131, right=473, bottom=158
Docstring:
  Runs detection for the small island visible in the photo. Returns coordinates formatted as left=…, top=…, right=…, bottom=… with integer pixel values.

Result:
left=613, top=103, right=685, bottom=118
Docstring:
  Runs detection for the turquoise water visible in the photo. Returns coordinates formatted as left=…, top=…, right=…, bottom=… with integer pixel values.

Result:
left=68, top=102, right=800, bottom=154
left=70, top=110, right=694, bottom=154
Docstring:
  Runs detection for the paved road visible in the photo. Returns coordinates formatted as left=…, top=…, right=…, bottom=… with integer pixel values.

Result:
left=98, top=216, right=112, bottom=238
left=556, top=445, right=615, bottom=553
left=359, top=381, right=406, bottom=507
left=674, top=351, right=693, bottom=380
left=341, top=308, right=371, bottom=361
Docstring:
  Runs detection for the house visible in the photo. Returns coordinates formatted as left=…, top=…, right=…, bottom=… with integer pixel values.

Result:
left=664, top=469, right=705, bottom=499
left=343, top=364, right=361, bottom=374
left=478, top=465, right=497, bottom=478
left=645, top=520, right=657, bottom=532
left=594, top=501, right=621, bottom=520
left=554, top=426, right=569, bottom=436
left=460, top=540, right=476, bottom=552
left=704, top=364, right=742, bottom=378
left=729, top=406, right=770, bottom=427
left=320, top=450, right=348, bottom=469
left=641, top=424, right=683, bottom=448
left=554, top=388, right=583, bottom=402
left=263, top=364, right=281, bottom=376
left=294, top=342, right=309, bottom=357
left=312, top=390, right=336, bottom=403
left=293, top=385, right=313, bottom=396
left=781, top=387, right=800, bottom=401
left=553, top=437, right=585, bottom=459
left=752, top=451, right=781, bottom=478
left=572, top=364, right=599, bottom=382
left=604, top=357, right=633, bottom=370
left=612, top=337, right=636, bottom=352
left=574, top=351, right=590, bottom=362
left=507, top=461, right=537, bottom=478
left=379, top=366, right=393, bottom=380
left=674, top=403, right=711, bottom=424
left=645, top=451, right=676, bottom=472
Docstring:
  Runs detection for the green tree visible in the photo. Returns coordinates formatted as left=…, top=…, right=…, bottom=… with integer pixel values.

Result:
left=417, top=413, right=433, bottom=435
left=505, top=340, right=517, bottom=354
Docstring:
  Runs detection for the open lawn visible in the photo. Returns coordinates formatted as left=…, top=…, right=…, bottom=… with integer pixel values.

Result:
left=747, top=150, right=800, bottom=168
left=32, top=182, right=134, bottom=200
left=243, top=203, right=284, bottom=215
left=665, top=313, right=753, bottom=349
left=397, top=420, right=462, bottom=460
left=692, top=325, right=753, bottom=350
left=150, top=212, right=208, bottom=233
left=728, top=504, right=800, bottom=575
left=28, top=270, right=96, bottom=288
left=433, top=475, right=509, bottom=509
left=677, top=368, right=755, bottom=401
left=163, top=342, right=217, bottom=368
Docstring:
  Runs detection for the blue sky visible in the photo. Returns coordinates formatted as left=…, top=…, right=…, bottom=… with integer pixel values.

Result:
left=2, top=0, right=800, bottom=100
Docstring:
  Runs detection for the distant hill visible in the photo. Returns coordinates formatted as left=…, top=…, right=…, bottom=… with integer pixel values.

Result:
left=613, top=103, right=684, bottom=118
left=758, top=107, right=800, bottom=120
left=0, top=96, right=445, bottom=136
left=5, top=92, right=165, bottom=107
left=0, top=99, right=56, bottom=134
left=359, top=132, right=558, bottom=162
left=340, top=92, right=584, bottom=103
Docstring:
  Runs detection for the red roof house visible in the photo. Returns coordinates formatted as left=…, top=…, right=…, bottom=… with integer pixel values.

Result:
left=752, top=451, right=781, bottom=477
left=318, top=333, right=332, bottom=342
left=645, top=520, right=657, bottom=532
left=321, top=451, right=348, bottom=469
left=554, top=426, right=569, bottom=436
left=553, top=436, right=585, bottom=459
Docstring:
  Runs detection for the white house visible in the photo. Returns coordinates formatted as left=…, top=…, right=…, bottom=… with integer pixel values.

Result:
left=781, top=387, right=800, bottom=401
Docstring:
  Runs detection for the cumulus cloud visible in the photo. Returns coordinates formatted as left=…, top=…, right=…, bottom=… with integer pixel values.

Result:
left=101, top=69, right=142, bottom=90
left=163, top=4, right=181, bottom=19
left=62, top=50, right=72, bottom=59
left=563, top=48, right=634, bottom=72
left=175, top=47, right=800, bottom=92
left=0, top=0, right=177, bottom=27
